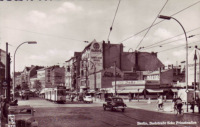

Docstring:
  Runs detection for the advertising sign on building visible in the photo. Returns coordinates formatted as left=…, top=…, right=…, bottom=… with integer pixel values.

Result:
left=112, top=80, right=145, bottom=86
left=146, top=80, right=160, bottom=85
left=188, top=48, right=200, bottom=86
left=123, top=73, right=139, bottom=80
left=89, top=40, right=103, bottom=72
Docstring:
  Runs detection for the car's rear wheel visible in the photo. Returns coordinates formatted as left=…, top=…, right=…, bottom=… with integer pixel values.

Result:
left=122, top=109, right=125, bottom=112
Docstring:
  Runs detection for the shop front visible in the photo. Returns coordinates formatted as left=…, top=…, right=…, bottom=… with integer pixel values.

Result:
left=112, top=80, right=146, bottom=99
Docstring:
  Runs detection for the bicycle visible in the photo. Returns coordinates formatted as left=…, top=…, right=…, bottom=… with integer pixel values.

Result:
left=173, top=105, right=184, bottom=116
left=157, top=103, right=164, bottom=111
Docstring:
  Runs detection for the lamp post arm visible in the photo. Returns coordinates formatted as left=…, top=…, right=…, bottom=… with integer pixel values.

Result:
left=171, top=17, right=188, bottom=112
left=171, top=17, right=188, bottom=43
left=13, top=42, right=28, bottom=100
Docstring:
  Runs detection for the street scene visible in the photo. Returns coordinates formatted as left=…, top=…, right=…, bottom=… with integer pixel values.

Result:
left=2, top=97, right=200, bottom=127
left=0, top=0, right=200, bottom=127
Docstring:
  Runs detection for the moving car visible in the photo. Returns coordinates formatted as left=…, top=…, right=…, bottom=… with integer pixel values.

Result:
left=83, top=96, right=93, bottom=103
left=5, top=105, right=38, bottom=127
left=103, top=97, right=127, bottom=112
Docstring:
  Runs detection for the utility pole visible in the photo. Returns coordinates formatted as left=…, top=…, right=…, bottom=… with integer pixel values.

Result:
left=194, top=47, right=197, bottom=98
left=114, top=61, right=116, bottom=97
left=5, top=42, right=8, bottom=99
left=7, top=53, right=11, bottom=102
left=92, top=62, right=96, bottom=101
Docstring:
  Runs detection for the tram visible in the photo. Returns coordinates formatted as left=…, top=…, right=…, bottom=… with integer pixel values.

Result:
left=45, top=86, right=66, bottom=103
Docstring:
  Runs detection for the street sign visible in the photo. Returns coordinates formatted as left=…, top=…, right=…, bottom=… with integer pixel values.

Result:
left=3, top=81, right=7, bottom=89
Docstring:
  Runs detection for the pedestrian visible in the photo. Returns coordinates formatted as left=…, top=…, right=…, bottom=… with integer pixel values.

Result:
left=190, top=98, right=195, bottom=113
left=171, top=96, right=176, bottom=112
left=128, top=92, right=132, bottom=102
left=3, top=99, right=10, bottom=121
left=196, top=96, right=200, bottom=114
left=157, top=96, right=163, bottom=110
left=164, top=95, right=167, bottom=102
left=71, top=94, right=74, bottom=102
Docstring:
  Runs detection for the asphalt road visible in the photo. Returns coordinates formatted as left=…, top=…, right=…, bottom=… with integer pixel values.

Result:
left=2, top=98, right=200, bottom=127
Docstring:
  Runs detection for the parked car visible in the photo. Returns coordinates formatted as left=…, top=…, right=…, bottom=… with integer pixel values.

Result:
left=103, top=97, right=127, bottom=112
left=5, top=105, right=38, bottom=127
left=83, top=96, right=93, bottom=103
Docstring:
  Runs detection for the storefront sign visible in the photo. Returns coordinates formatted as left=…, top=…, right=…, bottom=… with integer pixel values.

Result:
left=147, top=75, right=159, bottom=80
left=146, top=80, right=160, bottom=85
left=112, top=80, right=145, bottom=85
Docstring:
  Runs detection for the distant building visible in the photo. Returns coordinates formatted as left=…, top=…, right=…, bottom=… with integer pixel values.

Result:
left=37, top=65, right=65, bottom=88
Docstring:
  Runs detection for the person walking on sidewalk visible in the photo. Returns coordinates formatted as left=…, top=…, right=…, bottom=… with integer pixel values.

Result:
left=128, top=92, right=132, bottom=102
left=157, top=96, right=163, bottom=110
left=190, top=98, right=195, bottom=113
left=196, top=96, right=200, bottom=114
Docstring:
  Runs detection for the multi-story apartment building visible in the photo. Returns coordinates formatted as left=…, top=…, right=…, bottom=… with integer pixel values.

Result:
left=21, top=66, right=32, bottom=84
left=37, top=65, right=65, bottom=89
left=20, top=65, right=44, bottom=88
left=51, top=66, right=65, bottom=86
left=64, top=52, right=81, bottom=91
left=15, top=72, right=22, bottom=87
left=77, top=40, right=164, bottom=94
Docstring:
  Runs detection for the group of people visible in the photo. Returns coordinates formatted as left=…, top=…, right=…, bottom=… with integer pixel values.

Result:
left=157, top=95, right=183, bottom=113
left=157, top=95, right=200, bottom=114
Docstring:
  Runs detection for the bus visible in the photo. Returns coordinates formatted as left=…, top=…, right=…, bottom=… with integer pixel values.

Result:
left=45, top=86, right=66, bottom=103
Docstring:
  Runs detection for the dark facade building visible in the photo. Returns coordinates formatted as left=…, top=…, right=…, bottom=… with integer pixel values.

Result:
left=74, top=40, right=165, bottom=100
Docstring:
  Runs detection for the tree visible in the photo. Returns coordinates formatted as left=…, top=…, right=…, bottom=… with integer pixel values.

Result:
left=34, top=80, right=42, bottom=93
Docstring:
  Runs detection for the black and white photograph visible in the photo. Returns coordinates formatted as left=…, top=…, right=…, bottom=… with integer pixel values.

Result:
left=0, top=0, right=200, bottom=126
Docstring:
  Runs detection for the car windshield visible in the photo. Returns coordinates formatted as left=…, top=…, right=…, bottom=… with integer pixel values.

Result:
left=57, top=90, right=66, bottom=96
left=10, top=109, right=32, bottom=115
left=113, top=98, right=123, bottom=102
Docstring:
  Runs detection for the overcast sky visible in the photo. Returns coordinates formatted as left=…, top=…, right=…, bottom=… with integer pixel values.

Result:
left=0, top=0, right=200, bottom=72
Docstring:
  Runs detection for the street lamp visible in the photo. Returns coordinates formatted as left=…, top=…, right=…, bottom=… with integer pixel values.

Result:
left=158, top=15, right=188, bottom=112
left=13, top=41, right=37, bottom=100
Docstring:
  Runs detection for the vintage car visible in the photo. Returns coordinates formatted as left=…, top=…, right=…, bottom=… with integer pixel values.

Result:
left=5, top=105, right=38, bottom=127
left=103, top=97, right=127, bottom=112
left=83, top=95, right=93, bottom=103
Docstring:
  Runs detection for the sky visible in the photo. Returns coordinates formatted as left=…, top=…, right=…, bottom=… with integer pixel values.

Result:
left=0, top=0, right=200, bottom=73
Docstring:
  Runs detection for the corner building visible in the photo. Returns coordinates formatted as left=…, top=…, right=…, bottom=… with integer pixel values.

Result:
left=78, top=40, right=164, bottom=100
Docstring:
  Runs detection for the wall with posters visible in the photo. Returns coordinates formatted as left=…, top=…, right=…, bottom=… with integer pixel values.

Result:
left=89, top=40, right=103, bottom=73
left=101, top=67, right=123, bottom=88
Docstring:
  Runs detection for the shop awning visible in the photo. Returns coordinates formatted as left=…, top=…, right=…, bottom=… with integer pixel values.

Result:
left=171, top=89, right=178, bottom=93
left=117, top=89, right=144, bottom=93
left=88, top=90, right=95, bottom=93
left=146, top=89, right=163, bottom=93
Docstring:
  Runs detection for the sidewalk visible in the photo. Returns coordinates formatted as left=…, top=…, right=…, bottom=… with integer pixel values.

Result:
left=125, top=99, right=200, bottom=116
